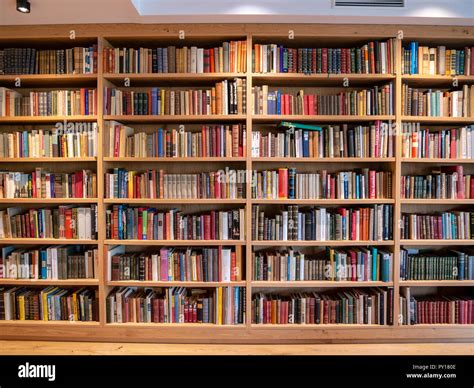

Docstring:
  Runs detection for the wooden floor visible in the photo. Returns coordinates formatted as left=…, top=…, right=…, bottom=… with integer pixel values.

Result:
left=0, top=341, right=473, bottom=355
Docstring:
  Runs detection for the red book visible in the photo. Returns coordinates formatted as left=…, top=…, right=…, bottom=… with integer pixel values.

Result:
left=65, top=208, right=73, bottom=239
left=204, top=215, right=211, bottom=240
left=322, top=48, right=328, bottom=73
left=74, top=171, right=83, bottom=198
left=369, top=170, right=376, bottom=199
left=152, top=299, right=160, bottom=323
left=349, top=250, right=357, bottom=281
left=308, top=95, right=315, bottom=115
left=441, top=165, right=465, bottom=199
left=471, top=179, right=474, bottom=199
left=278, top=168, right=288, bottom=199
left=210, top=211, right=216, bottom=240
left=137, top=212, right=143, bottom=240
left=230, top=251, right=237, bottom=282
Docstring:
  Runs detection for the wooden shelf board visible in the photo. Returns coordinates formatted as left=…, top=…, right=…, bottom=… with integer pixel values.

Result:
left=0, top=238, right=98, bottom=245
left=400, top=239, right=474, bottom=246
left=253, top=115, right=395, bottom=123
left=0, top=279, right=99, bottom=286
left=104, top=239, right=246, bottom=246
left=251, top=324, right=387, bottom=329
left=107, top=281, right=246, bottom=287
left=0, top=198, right=98, bottom=204
left=252, top=281, right=392, bottom=288
left=251, top=240, right=394, bottom=247
left=401, top=74, right=474, bottom=86
left=252, top=199, right=394, bottom=205
left=400, top=199, right=474, bottom=205
left=105, top=323, right=244, bottom=328
left=401, top=158, right=474, bottom=164
left=0, top=73, right=97, bottom=86
left=104, top=72, right=244, bottom=85
left=104, top=115, right=246, bottom=123
left=0, top=320, right=99, bottom=326
left=103, top=157, right=246, bottom=162
left=400, top=280, right=474, bottom=287
left=104, top=198, right=247, bottom=205
left=0, top=116, right=97, bottom=123
left=401, top=116, right=474, bottom=124
left=252, top=73, right=395, bottom=86
left=0, top=157, right=97, bottom=163
left=252, top=157, right=396, bottom=163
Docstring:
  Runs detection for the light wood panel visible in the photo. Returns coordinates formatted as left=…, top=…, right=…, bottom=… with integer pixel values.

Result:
left=0, top=23, right=473, bottom=343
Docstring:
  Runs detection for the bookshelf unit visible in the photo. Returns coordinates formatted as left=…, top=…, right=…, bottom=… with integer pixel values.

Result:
left=0, top=23, right=473, bottom=343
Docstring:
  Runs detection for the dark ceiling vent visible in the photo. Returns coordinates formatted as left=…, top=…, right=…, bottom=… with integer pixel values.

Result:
left=334, top=0, right=404, bottom=6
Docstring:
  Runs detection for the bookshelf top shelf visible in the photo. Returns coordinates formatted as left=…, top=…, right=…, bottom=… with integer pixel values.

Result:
left=401, top=74, right=474, bottom=87
left=0, top=73, right=97, bottom=87
left=252, top=281, right=392, bottom=288
left=252, top=73, right=395, bottom=86
left=400, top=280, right=474, bottom=287
left=103, top=115, right=246, bottom=123
left=401, top=116, right=474, bottom=124
left=104, top=73, right=245, bottom=86
left=253, top=115, right=395, bottom=123
left=0, top=116, right=97, bottom=124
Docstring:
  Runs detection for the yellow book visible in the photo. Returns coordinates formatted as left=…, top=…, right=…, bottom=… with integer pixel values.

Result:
left=329, top=248, right=335, bottom=281
left=217, top=287, right=223, bottom=325
left=18, top=295, right=25, bottom=320
left=161, top=89, right=165, bottom=115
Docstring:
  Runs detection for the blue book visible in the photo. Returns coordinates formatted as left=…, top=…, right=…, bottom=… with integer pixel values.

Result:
left=234, top=288, right=239, bottom=323
left=157, top=128, right=164, bottom=157
left=41, top=250, right=47, bottom=279
left=302, top=131, right=309, bottom=157
left=381, top=251, right=391, bottom=282
left=84, top=90, right=89, bottom=116
left=371, top=247, right=378, bottom=281
left=355, top=174, right=360, bottom=199
left=276, top=90, right=281, bottom=115
left=410, top=42, right=417, bottom=74
left=179, top=253, right=185, bottom=281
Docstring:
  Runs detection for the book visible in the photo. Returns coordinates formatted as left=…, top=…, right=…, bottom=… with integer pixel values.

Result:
left=105, top=168, right=245, bottom=199
left=105, top=206, right=245, bottom=241
left=0, top=46, right=97, bottom=75
left=253, top=247, right=392, bottom=282
left=0, top=169, right=97, bottom=199
left=402, top=123, right=474, bottom=159
left=104, top=79, right=246, bottom=115
left=252, top=168, right=392, bottom=200
left=251, top=204, right=393, bottom=241
left=252, top=287, right=393, bottom=325
left=103, top=41, right=247, bottom=74
left=109, top=247, right=242, bottom=282
left=0, top=205, right=98, bottom=240
left=0, top=123, right=98, bottom=158
left=0, top=247, right=97, bottom=280
left=253, top=39, right=396, bottom=74
left=252, top=121, right=394, bottom=158
left=105, top=122, right=246, bottom=158
left=0, top=286, right=98, bottom=321
left=252, top=84, right=393, bottom=116
left=106, top=286, right=245, bottom=324
left=0, top=88, right=97, bottom=117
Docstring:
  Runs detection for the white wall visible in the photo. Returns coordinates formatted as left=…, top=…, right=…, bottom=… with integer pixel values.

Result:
left=1, top=0, right=473, bottom=25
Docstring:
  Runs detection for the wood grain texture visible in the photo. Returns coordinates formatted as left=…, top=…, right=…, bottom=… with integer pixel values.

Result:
left=0, top=341, right=473, bottom=355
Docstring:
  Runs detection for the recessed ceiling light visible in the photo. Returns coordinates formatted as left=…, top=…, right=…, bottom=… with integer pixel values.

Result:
left=17, top=0, right=31, bottom=13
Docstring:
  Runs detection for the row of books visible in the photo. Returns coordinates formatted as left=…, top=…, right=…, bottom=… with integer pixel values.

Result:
left=252, top=247, right=393, bottom=282
left=400, top=211, right=473, bottom=240
left=0, top=124, right=98, bottom=158
left=0, top=205, right=98, bottom=240
left=400, top=288, right=473, bottom=325
left=0, top=247, right=97, bottom=280
left=252, top=85, right=394, bottom=116
left=253, top=40, right=396, bottom=74
left=0, top=286, right=98, bottom=321
left=402, top=43, right=474, bottom=75
left=105, top=207, right=245, bottom=241
left=0, top=88, right=97, bottom=117
left=251, top=122, right=394, bottom=158
left=252, top=288, right=393, bottom=325
left=106, top=286, right=246, bottom=324
left=400, top=249, right=474, bottom=281
left=106, top=122, right=246, bottom=158
left=401, top=124, right=474, bottom=160
left=251, top=168, right=392, bottom=200
left=104, top=168, right=245, bottom=200
left=251, top=205, right=393, bottom=242
left=103, top=41, right=247, bottom=74
left=103, top=80, right=246, bottom=116
left=109, top=246, right=242, bottom=282
left=0, top=169, right=97, bottom=199
left=402, top=85, right=474, bottom=117
left=0, top=46, right=97, bottom=75
left=400, top=167, right=473, bottom=199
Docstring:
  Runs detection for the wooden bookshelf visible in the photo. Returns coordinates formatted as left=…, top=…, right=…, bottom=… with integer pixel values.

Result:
left=0, top=23, right=473, bottom=343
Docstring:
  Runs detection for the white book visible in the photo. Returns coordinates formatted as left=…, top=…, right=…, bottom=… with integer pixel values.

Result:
left=221, top=248, right=231, bottom=282
left=85, top=208, right=92, bottom=239
left=221, top=212, right=228, bottom=240
left=282, top=211, right=288, bottom=240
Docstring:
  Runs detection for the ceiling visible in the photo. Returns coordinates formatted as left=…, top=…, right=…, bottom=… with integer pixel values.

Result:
left=0, top=0, right=473, bottom=25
